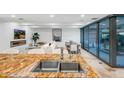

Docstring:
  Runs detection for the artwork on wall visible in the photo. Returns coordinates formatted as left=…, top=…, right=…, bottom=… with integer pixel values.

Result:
left=14, top=29, right=26, bottom=39
left=52, top=28, right=62, bottom=42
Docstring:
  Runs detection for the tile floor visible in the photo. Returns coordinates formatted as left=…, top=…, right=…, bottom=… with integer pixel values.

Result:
left=81, top=49, right=124, bottom=78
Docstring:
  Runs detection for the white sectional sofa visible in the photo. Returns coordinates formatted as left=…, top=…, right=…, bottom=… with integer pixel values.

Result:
left=28, top=41, right=68, bottom=54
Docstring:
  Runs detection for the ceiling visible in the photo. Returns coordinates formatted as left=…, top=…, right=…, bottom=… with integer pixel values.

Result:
left=0, top=14, right=108, bottom=28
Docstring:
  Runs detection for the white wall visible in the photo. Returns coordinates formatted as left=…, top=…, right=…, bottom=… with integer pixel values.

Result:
left=0, top=22, right=32, bottom=51
left=62, top=28, right=80, bottom=43
left=33, top=28, right=52, bottom=43
left=32, top=28, right=80, bottom=43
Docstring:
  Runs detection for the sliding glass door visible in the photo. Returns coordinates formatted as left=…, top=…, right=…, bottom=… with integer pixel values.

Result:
left=116, top=16, right=124, bottom=66
left=89, top=24, right=97, bottom=55
left=99, top=19, right=110, bottom=63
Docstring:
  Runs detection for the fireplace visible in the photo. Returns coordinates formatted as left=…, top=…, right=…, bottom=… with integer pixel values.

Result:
left=10, top=40, right=26, bottom=47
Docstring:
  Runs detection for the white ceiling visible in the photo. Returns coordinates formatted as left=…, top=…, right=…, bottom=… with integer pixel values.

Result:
left=0, top=14, right=108, bottom=28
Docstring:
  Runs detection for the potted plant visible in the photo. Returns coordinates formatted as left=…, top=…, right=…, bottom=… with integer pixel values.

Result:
left=32, top=33, right=40, bottom=46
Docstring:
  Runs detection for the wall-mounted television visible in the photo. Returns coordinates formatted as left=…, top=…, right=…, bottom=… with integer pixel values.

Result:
left=14, top=29, right=25, bottom=39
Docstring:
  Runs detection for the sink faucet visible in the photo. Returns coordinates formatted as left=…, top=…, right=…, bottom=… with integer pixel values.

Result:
left=60, top=47, right=64, bottom=60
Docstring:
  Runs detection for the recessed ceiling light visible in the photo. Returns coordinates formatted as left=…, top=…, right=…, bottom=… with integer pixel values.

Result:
left=11, top=14, right=16, bottom=18
left=80, top=14, right=85, bottom=18
left=50, top=14, right=55, bottom=18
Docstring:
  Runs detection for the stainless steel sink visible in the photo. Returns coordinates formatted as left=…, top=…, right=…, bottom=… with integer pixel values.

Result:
left=32, top=61, right=84, bottom=73
left=60, top=63, right=79, bottom=72
left=41, top=61, right=59, bottom=72
left=33, top=61, right=59, bottom=72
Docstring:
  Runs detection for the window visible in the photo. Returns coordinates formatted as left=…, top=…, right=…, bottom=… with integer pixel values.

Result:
left=99, top=19, right=110, bottom=63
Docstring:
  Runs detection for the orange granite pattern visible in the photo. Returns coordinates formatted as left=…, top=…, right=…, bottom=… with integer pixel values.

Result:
left=0, top=54, right=99, bottom=78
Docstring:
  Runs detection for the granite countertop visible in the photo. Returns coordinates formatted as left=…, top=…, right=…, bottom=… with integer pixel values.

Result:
left=0, top=54, right=99, bottom=78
